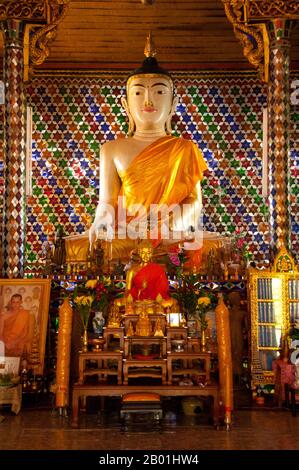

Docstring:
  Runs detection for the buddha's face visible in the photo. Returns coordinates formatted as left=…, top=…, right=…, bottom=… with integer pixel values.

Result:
left=126, top=75, right=173, bottom=131
left=138, top=246, right=153, bottom=264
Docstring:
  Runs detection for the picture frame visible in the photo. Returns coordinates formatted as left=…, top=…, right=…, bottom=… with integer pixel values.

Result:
left=0, top=279, right=51, bottom=375
left=167, top=312, right=182, bottom=327
left=0, top=356, right=20, bottom=375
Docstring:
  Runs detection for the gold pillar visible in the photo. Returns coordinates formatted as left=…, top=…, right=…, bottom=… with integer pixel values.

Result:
left=215, top=294, right=233, bottom=429
left=55, top=297, right=73, bottom=408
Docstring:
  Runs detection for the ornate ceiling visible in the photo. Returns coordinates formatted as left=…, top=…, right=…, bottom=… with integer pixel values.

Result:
left=0, top=0, right=298, bottom=71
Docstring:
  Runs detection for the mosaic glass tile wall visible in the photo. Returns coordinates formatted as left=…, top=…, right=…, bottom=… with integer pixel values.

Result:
left=19, top=74, right=297, bottom=266
left=0, top=108, right=4, bottom=253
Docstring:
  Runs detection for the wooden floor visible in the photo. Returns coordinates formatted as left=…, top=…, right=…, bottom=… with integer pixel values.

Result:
left=0, top=405, right=299, bottom=450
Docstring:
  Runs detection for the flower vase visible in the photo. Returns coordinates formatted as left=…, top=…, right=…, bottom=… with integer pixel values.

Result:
left=92, top=311, right=105, bottom=337
left=255, top=396, right=265, bottom=406
left=187, top=317, right=198, bottom=338
left=83, top=328, right=88, bottom=352
left=200, top=327, right=207, bottom=352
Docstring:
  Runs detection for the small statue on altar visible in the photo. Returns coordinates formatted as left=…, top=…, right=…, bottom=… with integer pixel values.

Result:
left=93, top=239, right=104, bottom=273
left=126, top=239, right=170, bottom=301
left=135, top=308, right=152, bottom=336
left=41, top=241, right=54, bottom=275
left=107, top=304, right=121, bottom=327
left=154, top=317, right=164, bottom=337
left=125, top=294, right=135, bottom=315
left=53, top=227, right=66, bottom=270
left=126, top=321, right=135, bottom=337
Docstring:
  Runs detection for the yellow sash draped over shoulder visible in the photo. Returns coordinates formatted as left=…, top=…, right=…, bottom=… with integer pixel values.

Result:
left=65, top=136, right=208, bottom=262
left=119, top=136, right=208, bottom=214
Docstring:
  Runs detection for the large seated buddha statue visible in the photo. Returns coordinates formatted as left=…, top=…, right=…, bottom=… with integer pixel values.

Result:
left=65, top=34, right=225, bottom=271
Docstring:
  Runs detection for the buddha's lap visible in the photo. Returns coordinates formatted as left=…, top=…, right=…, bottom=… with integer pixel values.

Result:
left=65, top=234, right=224, bottom=264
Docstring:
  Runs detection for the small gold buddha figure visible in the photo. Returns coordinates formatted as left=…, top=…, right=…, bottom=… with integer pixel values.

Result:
left=155, top=294, right=164, bottom=314
left=146, top=303, right=155, bottom=315
left=125, top=294, right=135, bottom=315
left=125, top=239, right=170, bottom=301
left=135, top=308, right=152, bottom=336
left=126, top=321, right=135, bottom=337
left=107, top=304, right=121, bottom=327
left=180, top=314, right=187, bottom=327
left=134, top=302, right=143, bottom=315
left=114, top=296, right=127, bottom=315
left=161, top=297, right=179, bottom=314
left=154, top=317, right=164, bottom=337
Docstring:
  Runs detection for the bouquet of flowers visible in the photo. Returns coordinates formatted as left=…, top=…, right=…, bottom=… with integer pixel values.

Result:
left=197, top=295, right=212, bottom=330
left=232, top=228, right=253, bottom=265
left=72, top=276, right=112, bottom=329
left=168, top=247, right=217, bottom=323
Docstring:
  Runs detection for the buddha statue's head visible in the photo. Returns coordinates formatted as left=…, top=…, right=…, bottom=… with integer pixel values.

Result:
left=137, top=239, right=154, bottom=264
left=121, top=33, right=178, bottom=136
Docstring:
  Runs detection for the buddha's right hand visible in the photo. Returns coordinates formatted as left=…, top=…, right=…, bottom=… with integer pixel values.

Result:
left=89, top=202, right=115, bottom=246
left=89, top=221, right=114, bottom=247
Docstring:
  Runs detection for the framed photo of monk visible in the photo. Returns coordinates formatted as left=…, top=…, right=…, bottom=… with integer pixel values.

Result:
left=0, top=279, right=51, bottom=375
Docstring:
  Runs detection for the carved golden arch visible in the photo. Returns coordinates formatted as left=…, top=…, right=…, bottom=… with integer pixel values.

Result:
left=222, top=0, right=268, bottom=82
left=222, top=1, right=299, bottom=82
left=273, top=246, right=298, bottom=274
left=0, top=0, right=70, bottom=81
left=244, top=1, right=299, bottom=20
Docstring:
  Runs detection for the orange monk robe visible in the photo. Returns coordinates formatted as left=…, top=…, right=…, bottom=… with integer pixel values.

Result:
left=65, top=136, right=210, bottom=263
left=118, top=135, right=207, bottom=233
left=112, top=136, right=208, bottom=261
left=0, top=309, right=30, bottom=356
left=129, top=263, right=170, bottom=300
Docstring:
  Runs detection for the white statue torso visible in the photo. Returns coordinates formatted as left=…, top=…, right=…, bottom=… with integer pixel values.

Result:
left=101, top=134, right=166, bottom=176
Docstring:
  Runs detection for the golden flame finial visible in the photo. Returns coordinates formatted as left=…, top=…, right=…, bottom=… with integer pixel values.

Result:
left=144, top=32, right=157, bottom=58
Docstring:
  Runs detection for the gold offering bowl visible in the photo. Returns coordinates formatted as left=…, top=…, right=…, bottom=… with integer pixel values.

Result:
left=171, top=339, right=185, bottom=352
left=89, top=338, right=106, bottom=352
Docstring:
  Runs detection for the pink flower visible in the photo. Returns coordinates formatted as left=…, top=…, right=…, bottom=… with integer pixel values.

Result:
left=237, top=239, right=245, bottom=249
left=169, top=254, right=180, bottom=266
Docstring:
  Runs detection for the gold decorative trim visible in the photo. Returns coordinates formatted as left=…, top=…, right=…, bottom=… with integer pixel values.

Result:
left=31, top=68, right=260, bottom=80
left=0, top=0, right=46, bottom=21
left=249, top=268, right=291, bottom=389
left=222, top=0, right=268, bottom=82
left=245, top=0, right=299, bottom=19
left=273, top=246, right=297, bottom=273
left=29, top=0, right=70, bottom=67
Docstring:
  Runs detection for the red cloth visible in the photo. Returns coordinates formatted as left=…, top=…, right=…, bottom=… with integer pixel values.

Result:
left=272, top=358, right=296, bottom=400
left=129, top=263, right=169, bottom=300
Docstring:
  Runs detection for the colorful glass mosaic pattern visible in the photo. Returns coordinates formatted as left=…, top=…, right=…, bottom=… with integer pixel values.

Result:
left=2, top=34, right=26, bottom=278
left=267, top=19, right=295, bottom=254
left=22, top=73, right=298, bottom=267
